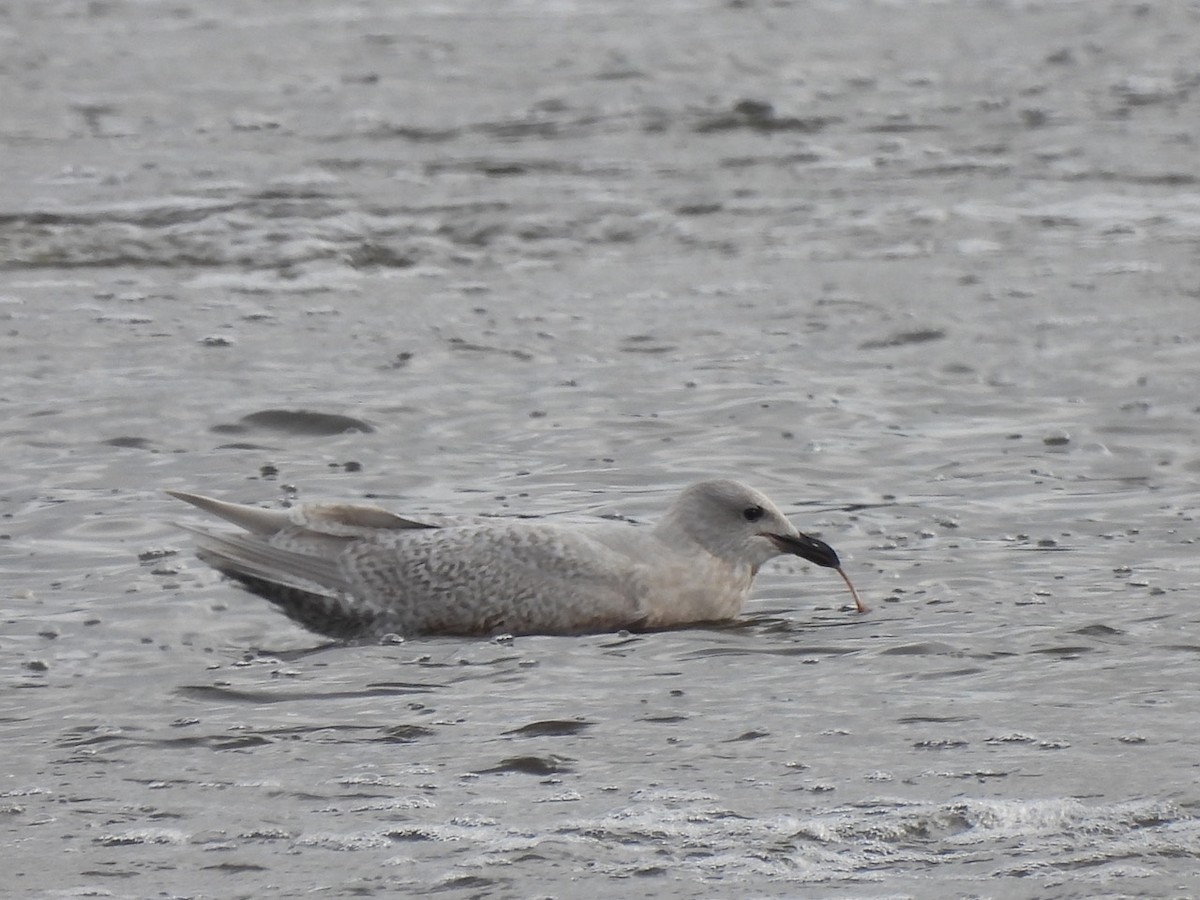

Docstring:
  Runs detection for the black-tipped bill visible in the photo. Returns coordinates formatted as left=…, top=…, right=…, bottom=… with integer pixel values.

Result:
left=768, top=532, right=841, bottom=568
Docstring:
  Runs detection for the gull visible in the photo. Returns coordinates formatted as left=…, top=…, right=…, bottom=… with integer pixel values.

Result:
left=166, top=479, right=866, bottom=639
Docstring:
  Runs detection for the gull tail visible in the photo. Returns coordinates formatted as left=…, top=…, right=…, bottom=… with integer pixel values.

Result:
left=185, top=524, right=378, bottom=639
left=167, top=491, right=379, bottom=639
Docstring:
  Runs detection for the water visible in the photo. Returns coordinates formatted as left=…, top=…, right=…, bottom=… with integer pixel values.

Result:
left=3, top=0, right=1199, bottom=897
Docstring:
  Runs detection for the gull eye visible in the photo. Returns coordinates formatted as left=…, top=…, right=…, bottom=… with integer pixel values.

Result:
left=742, top=505, right=765, bottom=523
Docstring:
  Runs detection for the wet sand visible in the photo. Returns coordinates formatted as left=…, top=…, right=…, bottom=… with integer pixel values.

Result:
left=4, top=1, right=1200, bottom=896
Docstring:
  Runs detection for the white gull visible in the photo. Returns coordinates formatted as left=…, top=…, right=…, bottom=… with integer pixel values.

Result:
left=166, top=479, right=866, bottom=639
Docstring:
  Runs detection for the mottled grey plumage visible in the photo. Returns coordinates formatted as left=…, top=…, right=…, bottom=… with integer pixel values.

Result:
left=166, top=479, right=856, bottom=639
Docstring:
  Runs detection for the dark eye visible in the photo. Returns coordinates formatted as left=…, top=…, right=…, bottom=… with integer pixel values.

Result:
left=742, top=505, right=764, bottom=522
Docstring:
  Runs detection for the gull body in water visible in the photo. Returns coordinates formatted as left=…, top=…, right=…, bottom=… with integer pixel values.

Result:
left=166, top=479, right=866, bottom=639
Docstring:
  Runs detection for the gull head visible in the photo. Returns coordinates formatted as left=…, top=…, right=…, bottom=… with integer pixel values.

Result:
left=658, top=479, right=841, bottom=572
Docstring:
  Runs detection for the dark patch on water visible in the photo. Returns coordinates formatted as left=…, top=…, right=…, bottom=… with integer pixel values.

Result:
left=479, top=754, right=574, bottom=776
left=444, top=336, right=534, bottom=361
left=502, top=719, right=594, bottom=738
left=691, top=99, right=836, bottom=134
left=175, top=682, right=439, bottom=704
left=102, top=436, right=156, bottom=449
left=211, top=409, right=375, bottom=436
left=859, top=328, right=947, bottom=349
left=374, top=724, right=437, bottom=743
left=202, top=862, right=270, bottom=873
left=879, top=641, right=962, bottom=656
left=1071, top=623, right=1125, bottom=637
left=723, top=729, right=770, bottom=742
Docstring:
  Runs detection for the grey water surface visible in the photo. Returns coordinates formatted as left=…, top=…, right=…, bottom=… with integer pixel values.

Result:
left=3, top=1, right=1199, bottom=897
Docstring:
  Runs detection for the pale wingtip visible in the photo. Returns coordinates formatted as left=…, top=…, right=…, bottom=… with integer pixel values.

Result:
left=162, top=489, right=291, bottom=535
